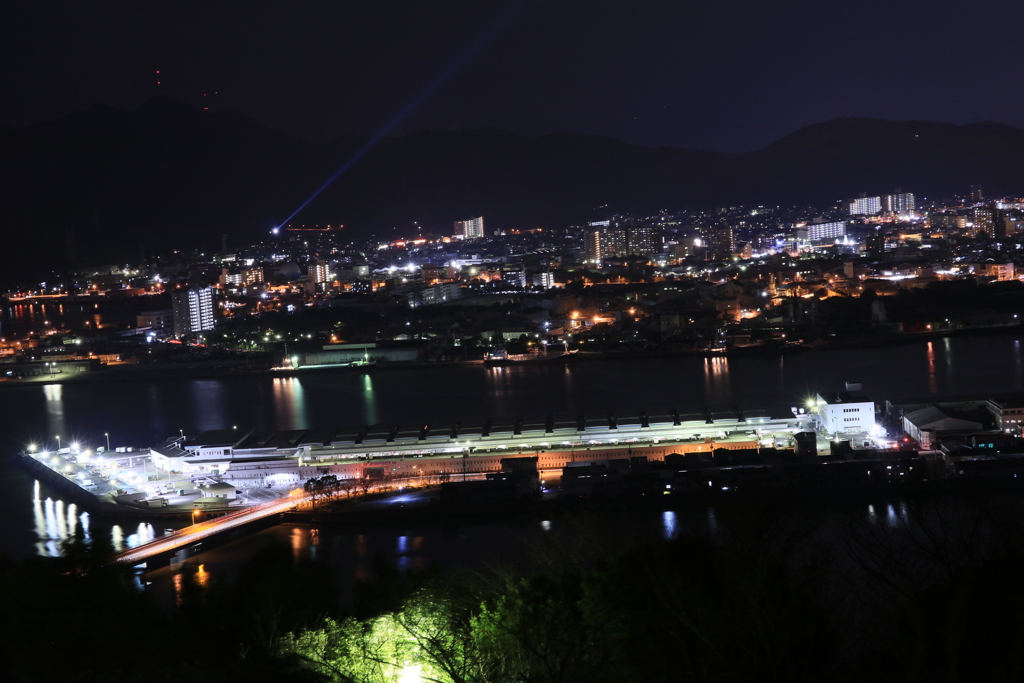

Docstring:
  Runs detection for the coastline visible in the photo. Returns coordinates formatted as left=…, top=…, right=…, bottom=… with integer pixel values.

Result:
left=2, top=324, right=1020, bottom=389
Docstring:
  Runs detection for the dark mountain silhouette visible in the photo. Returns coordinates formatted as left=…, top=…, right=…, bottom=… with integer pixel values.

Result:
left=1, top=97, right=1023, bottom=284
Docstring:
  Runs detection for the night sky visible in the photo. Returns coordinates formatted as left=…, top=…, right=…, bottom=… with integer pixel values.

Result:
left=3, top=0, right=1022, bottom=153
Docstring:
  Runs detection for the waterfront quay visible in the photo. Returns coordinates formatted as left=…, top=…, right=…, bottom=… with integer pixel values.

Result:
left=17, top=404, right=835, bottom=515
left=149, top=405, right=835, bottom=495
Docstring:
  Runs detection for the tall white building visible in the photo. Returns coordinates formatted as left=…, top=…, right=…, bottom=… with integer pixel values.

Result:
left=308, top=260, right=329, bottom=284
left=881, top=192, right=915, bottom=215
left=454, top=216, right=485, bottom=239
left=849, top=196, right=882, bottom=216
left=171, top=286, right=216, bottom=337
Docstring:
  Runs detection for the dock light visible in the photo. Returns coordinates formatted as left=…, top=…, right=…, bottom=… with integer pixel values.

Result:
left=192, top=510, right=199, bottom=526
left=70, top=442, right=79, bottom=452
left=27, top=444, right=36, bottom=453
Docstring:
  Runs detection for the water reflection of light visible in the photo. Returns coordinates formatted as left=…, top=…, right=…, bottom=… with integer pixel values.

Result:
left=926, top=342, right=938, bottom=394
left=396, top=555, right=411, bottom=571
left=44, top=499, right=58, bottom=541
left=273, top=378, right=309, bottom=430
left=290, top=526, right=309, bottom=561
left=702, top=356, right=730, bottom=402
left=126, top=522, right=155, bottom=548
left=173, top=573, right=184, bottom=607
left=362, top=375, right=378, bottom=425
left=353, top=534, right=369, bottom=581
left=397, top=535, right=408, bottom=554
left=80, top=511, right=91, bottom=541
left=55, top=500, right=67, bottom=539
left=43, top=383, right=66, bottom=437
left=111, top=525, right=125, bottom=552
left=1016, top=340, right=1023, bottom=387
left=707, top=507, right=719, bottom=535
left=67, top=503, right=78, bottom=538
left=192, top=380, right=228, bottom=432
left=662, top=510, right=677, bottom=540
left=195, top=564, right=210, bottom=589
left=32, top=497, right=48, bottom=555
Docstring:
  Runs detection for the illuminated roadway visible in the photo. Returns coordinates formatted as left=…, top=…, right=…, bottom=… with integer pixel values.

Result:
left=111, top=493, right=311, bottom=565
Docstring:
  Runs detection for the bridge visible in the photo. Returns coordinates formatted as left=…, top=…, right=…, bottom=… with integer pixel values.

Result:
left=111, top=491, right=310, bottom=565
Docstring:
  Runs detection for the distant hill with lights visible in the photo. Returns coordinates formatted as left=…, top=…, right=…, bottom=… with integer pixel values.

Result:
left=1, top=96, right=1023, bottom=284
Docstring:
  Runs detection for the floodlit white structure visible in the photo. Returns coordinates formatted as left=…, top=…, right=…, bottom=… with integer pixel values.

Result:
left=171, top=286, right=216, bottom=337
left=454, top=216, right=485, bottom=239
left=816, top=391, right=874, bottom=436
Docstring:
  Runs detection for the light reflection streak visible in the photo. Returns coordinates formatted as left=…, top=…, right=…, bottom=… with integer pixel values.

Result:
left=362, top=375, right=378, bottom=425
left=291, top=526, right=308, bottom=561
left=662, top=510, right=677, bottom=540
left=195, top=564, right=210, bottom=589
left=54, top=500, right=67, bottom=539
left=173, top=572, right=184, bottom=607
left=1016, top=340, right=1023, bottom=387
left=192, top=380, right=227, bottom=432
left=702, top=356, right=730, bottom=402
left=43, top=383, right=66, bottom=438
left=273, top=378, right=309, bottom=430
left=67, top=503, right=78, bottom=538
left=926, top=342, right=938, bottom=394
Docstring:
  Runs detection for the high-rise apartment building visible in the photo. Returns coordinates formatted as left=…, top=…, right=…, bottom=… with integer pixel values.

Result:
left=971, top=206, right=997, bottom=237
left=171, top=286, right=216, bottom=337
left=308, top=260, right=329, bottom=284
left=700, top=225, right=735, bottom=260
left=806, top=220, right=846, bottom=242
left=583, top=218, right=663, bottom=263
left=848, top=196, right=882, bottom=216
left=454, top=216, right=485, bottom=239
left=881, top=192, right=915, bottom=214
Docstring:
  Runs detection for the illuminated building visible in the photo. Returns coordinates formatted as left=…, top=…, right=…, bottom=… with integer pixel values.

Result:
left=816, top=390, right=874, bottom=436
left=584, top=218, right=663, bottom=263
left=584, top=223, right=626, bottom=263
left=881, top=192, right=915, bottom=214
left=848, top=196, right=881, bottom=216
left=970, top=205, right=996, bottom=237
left=136, top=310, right=174, bottom=337
left=454, top=216, right=485, bottom=239
left=171, top=286, right=216, bottom=337
left=700, top=225, right=734, bottom=260
left=308, top=259, right=329, bottom=284
left=806, top=220, right=846, bottom=243
left=531, top=271, right=555, bottom=289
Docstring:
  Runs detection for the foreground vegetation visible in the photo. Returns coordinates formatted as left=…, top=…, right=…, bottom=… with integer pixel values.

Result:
left=4, top=494, right=1024, bottom=682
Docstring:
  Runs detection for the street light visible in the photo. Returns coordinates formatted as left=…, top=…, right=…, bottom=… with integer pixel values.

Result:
left=104, top=432, right=110, bottom=451
left=55, top=435, right=61, bottom=451
left=192, top=510, right=199, bottom=526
